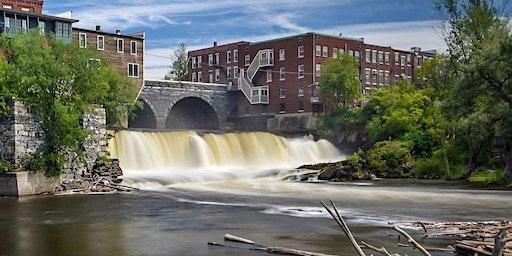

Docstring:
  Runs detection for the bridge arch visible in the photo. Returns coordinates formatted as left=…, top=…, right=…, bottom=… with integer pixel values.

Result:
left=165, top=93, right=220, bottom=130
left=128, top=97, right=158, bottom=129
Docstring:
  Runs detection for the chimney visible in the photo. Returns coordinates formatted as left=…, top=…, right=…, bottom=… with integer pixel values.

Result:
left=213, top=42, right=218, bottom=47
left=95, top=25, right=101, bottom=32
left=116, top=29, right=122, bottom=35
left=411, top=47, right=422, bottom=53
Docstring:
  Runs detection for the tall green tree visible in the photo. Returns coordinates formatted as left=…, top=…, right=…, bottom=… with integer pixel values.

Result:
left=0, top=31, right=138, bottom=176
left=164, top=42, right=188, bottom=81
left=319, top=53, right=361, bottom=108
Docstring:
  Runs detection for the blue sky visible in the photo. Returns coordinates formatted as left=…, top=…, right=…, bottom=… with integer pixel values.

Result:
left=45, top=0, right=446, bottom=79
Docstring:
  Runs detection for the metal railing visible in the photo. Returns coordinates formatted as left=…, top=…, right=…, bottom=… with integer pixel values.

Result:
left=246, top=49, right=274, bottom=81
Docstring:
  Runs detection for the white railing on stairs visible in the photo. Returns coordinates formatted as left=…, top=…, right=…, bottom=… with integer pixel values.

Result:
left=237, top=49, right=273, bottom=105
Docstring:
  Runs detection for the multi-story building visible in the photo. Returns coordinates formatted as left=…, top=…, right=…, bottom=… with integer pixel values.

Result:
left=0, top=0, right=43, bottom=13
left=73, top=26, right=145, bottom=91
left=0, top=1, right=75, bottom=43
left=188, top=32, right=435, bottom=129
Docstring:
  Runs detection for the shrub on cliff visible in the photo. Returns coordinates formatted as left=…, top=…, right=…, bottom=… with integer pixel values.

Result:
left=0, top=31, right=139, bottom=176
left=367, top=140, right=413, bottom=177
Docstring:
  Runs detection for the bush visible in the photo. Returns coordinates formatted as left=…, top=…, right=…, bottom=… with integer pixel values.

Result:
left=413, top=158, right=444, bottom=178
left=367, top=140, right=414, bottom=177
left=469, top=170, right=504, bottom=184
left=0, top=160, right=11, bottom=174
left=346, top=148, right=364, bottom=166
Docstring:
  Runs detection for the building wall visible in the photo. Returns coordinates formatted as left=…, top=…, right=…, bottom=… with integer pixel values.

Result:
left=72, top=28, right=145, bottom=91
left=0, top=0, right=43, bottom=13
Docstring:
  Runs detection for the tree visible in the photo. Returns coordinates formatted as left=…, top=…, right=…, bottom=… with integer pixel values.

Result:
left=435, top=0, right=512, bottom=178
left=319, top=53, right=361, bottom=108
left=0, top=31, right=138, bottom=176
left=164, top=42, right=188, bottom=81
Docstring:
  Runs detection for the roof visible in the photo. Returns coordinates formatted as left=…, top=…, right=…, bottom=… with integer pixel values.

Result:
left=0, top=8, right=78, bottom=22
left=250, top=32, right=365, bottom=46
left=73, top=27, right=145, bottom=40
left=188, top=41, right=249, bottom=53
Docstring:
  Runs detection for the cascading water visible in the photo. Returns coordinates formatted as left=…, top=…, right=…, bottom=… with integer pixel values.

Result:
left=109, top=130, right=343, bottom=185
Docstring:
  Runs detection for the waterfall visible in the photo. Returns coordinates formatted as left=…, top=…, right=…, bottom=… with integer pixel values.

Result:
left=109, top=130, right=343, bottom=184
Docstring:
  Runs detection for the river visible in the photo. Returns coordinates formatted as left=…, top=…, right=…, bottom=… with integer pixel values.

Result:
left=1, top=131, right=511, bottom=256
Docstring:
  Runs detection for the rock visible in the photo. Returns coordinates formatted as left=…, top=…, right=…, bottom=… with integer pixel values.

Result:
left=317, top=161, right=372, bottom=181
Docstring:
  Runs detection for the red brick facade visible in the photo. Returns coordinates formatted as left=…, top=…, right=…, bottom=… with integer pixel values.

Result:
left=189, top=33, right=435, bottom=117
left=0, top=0, right=43, bottom=13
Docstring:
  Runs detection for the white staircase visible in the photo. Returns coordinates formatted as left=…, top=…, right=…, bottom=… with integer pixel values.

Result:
left=238, top=49, right=273, bottom=104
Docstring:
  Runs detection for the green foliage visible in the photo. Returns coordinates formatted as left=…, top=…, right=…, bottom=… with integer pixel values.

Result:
left=413, top=157, right=445, bottom=178
left=0, top=160, right=11, bottom=174
left=319, top=53, right=361, bottom=108
left=320, top=106, right=362, bottom=133
left=469, top=170, right=505, bottom=184
left=347, top=148, right=364, bottom=166
left=0, top=31, right=138, bottom=176
left=367, top=140, right=414, bottom=177
left=164, top=42, right=188, bottom=81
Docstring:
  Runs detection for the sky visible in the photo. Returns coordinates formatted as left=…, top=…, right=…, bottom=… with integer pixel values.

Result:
left=45, top=0, right=447, bottom=79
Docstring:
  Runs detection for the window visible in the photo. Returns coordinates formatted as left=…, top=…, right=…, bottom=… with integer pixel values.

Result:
left=227, top=67, right=232, bottom=78
left=365, top=49, right=371, bottom=63
left=56, top=22, right=70, bottom=38
left=298, top=46, right=304, bottom=58
left=407, top=54, right=412, bottom=66
left=279, top=103, right=286, bottom=113
left=245, top=55, right=250, bottom=66
left=298, top=64, right=304, bottom=79
left=395, top=53, right=400, bottom=65
left=234, top=66, right=239, bottom=78
left=209, top=71, right=214, bottom=83
left=131, top=41, right=137, bottom=55
left=192, top=72, right=197, bottom=82
left=401, top=56, right=406, bottom=67
left=384, top=71, right=390, bottom=85
left=417, top=56, right=423, bottom=67
left=128, top=63, right=139, bottom=78
left=316, top=64, right=321, bottom=77
left=266, top=70, right=272, bottom=82
left=322, top=46, right=328, bottom=57
left=372, top=50, right=377, bottom=63
left=378, top=70, right=384, bottom=85
left=38, top=21, right=45, bottom=35
left=192, top=57, right=197, bottom=69
left=316, top=45, right=321, bottom=57
left=197, top=56, right=202, bottom=67
left=372, top=69, right=378, bottom=85
left=215, top=69, right=220, bottom=81
left=349, top=50, right=354, bottom=57
left=378, top=51, right=384, bottom=64
left=279, top=88, right=286, bottom=99
left=227, top=51, right=232, bottom=63
left=21, top=7, right=30, bottom=12
left=252, top=89, right=259, bottom=97
left=333, top=48, right=338, bottom=58
left=233, top=50, right=239, bottom=63
left=208, top=54, right=214, bottom=66
left=215, top=53, right=220, bottom=65
left=198, top=71, right=202, bottom=82
left=365, top=69, right=371, bottom=85
left=97, top=36, right=105, bottom=51
left=87, top=58, right=101, bottom=69
left=3, top=5, right=12, bottom=9
left=298, top=87, right=305, bottom=97
left=117, top=39, right=124, bottom=53
left=279, top=67, right=285, bottom=81
left=355, top=50, right=360, bottom=61
left=298, top=102, right=304, bottom=112
left=279, top=49, right=285, bottom=61
left=79, top=33, right=87, bottom=48
left=261, top=89, right=268, bottom=97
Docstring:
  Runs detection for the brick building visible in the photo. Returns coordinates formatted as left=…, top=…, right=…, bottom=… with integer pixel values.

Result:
left=0, top=0, right=43, bottom=13
left=73, top=26, right=145, bottom=91
left=188, top=32, right=435, bottom=128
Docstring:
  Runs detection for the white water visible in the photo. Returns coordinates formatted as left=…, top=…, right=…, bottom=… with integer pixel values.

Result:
left=109, top=130, right=344, bottom=184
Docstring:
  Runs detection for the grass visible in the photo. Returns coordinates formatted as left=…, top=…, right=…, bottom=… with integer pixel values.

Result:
left=469, top=170, right=505, bottom=184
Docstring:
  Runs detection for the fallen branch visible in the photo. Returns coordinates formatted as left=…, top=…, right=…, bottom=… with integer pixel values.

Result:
left=360, top=241, right=392, bottom=256
left=492, top=229, right=510, bottom=256
left=255, top=247, right=338, bottom=256
left=393, top=226, right=431, bottom=256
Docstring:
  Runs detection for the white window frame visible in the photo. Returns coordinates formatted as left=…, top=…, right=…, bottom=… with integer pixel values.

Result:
left=215, top=69, right=220, bottom=81
left=365, top=49, right=371, bottom=63
left=127, top=63, right=140, bottom=78
left=79, top=33, right=87, bottom=48
left=333, top=48, right=338, bottom=58
left=298, top=87, right=305, bottom=97
left=322, top=46, right=328, bottom=57
left=97, top=35, right=105, bottom=51
left=209, top=71, right=214, bottom=83
left=130, top=41, right=138, bottom=55
left=378, top=51, right=384, bottom=64
left=298, top=45, right=304, bottom=58
left=355, top=50, right=360, bottom=61
left=234, top=66, right=239, bottom=78
left=233, top=50, right=239, bottom=63
left=298, top=64, right=304, bottom=79
left=192, top=72, right=197, bottom=82
left=395, top=53, right=400, bottom=65
left=245, top=55, right=250, bottom=66
left=316, top=45, right=321, bottom=57
left=215, top=53, right=220, bottom=65
left=227, top=51, right=232, bottom=63
left=197, top=56, right=202, bottom=67
left=266, top=69, right=272, bottom=82
left=372, top=50, right=377, bottom=63
left=279, top=67, right=285, bottom=81
left=279, top=49, right=285, bottom=61
left=117, top=38, right=124, bottom=53
left=192, top=57, right=197, bottom=69
left=316, top=64, right=321, bottom=77
left=365, top=68, right=371, bottom=85
left=279, top=88, right=286, bottom=99
left=384, top=52, right=390, bottom=65
left=209, top=54, right=214, bottom=66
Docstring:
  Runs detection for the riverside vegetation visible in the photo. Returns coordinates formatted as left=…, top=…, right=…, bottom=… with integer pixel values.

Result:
left=0, top=31, right=139, bottom=177
left=317, top=0, right=512, bottom=188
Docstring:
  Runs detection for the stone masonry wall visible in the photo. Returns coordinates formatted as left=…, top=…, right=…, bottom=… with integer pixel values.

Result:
left=0, top=100, right=108, bottom=181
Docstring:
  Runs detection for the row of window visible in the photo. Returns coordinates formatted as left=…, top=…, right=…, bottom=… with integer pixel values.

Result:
left=315, top=45, right=361, bottom=61
left=87, top=58, right=139, bottom=78
left=78, top=33, right=138, bottom=55
left=191, top=66, right=241, bottom=83
left=2, top=5, right=31, bottom=12
left=363, top=69, right=411, bottom=86
left=279, top=102, right=305, bottom=114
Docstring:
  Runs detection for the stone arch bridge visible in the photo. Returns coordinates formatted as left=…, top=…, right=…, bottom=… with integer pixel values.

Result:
left=130, top=80, right=230, bottom=130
